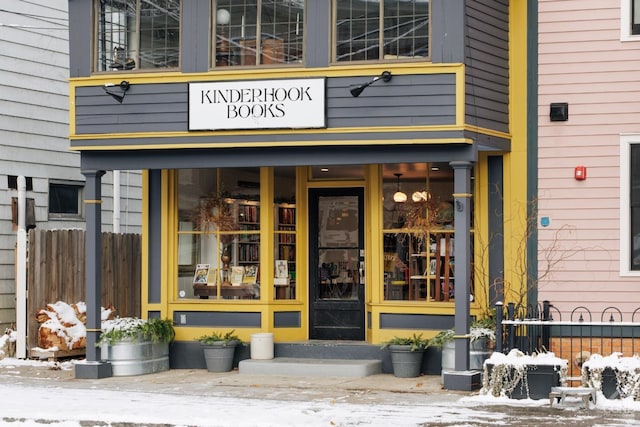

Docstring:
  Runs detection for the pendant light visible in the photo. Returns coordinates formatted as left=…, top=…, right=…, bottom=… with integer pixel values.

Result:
left=393, top=173, right=407, bottom=203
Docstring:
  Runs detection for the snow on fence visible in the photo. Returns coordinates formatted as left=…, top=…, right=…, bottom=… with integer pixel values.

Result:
left=496, top=301, right=640, bottom=379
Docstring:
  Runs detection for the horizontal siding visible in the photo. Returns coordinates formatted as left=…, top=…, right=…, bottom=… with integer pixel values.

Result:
left=537, top=0, right=640, bottom=319
left=0, top=1, right=143, bottom=332
left=75, top=74, right=458, bottom=136
left=464, top=0, right=509, bottom=134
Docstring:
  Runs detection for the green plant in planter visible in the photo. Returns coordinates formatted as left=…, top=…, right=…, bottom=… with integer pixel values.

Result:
left=197, top=330, right=243, bottom=346
left=381, top=333, right=430, bottom=352
left=429, top=321, right=496, bottom=348
left=98, top=317, right=175, bottom=346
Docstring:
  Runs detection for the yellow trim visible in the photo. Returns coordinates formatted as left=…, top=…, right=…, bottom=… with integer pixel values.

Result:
left=83, top=199, right=102, bottom=204
left=456, top=68, right=465, bottom=127
left=452, top=193, right=472, bottom=198
left=140, top=171, right=150, bottom=318
left=71, top=63, right=464, bottom=86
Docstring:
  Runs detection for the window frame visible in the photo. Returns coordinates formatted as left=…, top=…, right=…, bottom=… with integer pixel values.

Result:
left=620, top=135, right=640, bottom=276
left=94, top=0, right=181, bottom=73
left=332, top=0, right=431, bottom=64
left=621, top=0, right=640, bottom=41
left=48, top=180, right=85, bottom=220
left=211, top=0, right=305, bottom=69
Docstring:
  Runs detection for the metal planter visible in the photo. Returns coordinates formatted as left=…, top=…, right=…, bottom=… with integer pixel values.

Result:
left=101, top=338, right=170, bottom=377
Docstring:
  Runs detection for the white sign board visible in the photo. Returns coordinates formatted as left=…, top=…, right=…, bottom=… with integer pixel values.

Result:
left=189, top=78, right=326, bottom=130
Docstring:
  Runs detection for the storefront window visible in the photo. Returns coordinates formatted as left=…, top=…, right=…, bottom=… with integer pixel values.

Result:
left=382, top=163, right=454, bottom=302
left=334, top=0, right=429, bottom=62
left=213, top=0, right=304, bottom=67
left=177, top=167, right=261, bottom=300
left=95, top=0, right=180, bottom=71
left=274, top=167, right=296, bottom=299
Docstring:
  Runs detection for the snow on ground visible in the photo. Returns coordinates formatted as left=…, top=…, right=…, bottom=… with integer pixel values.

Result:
left=3, top=357, right=640, bottom=426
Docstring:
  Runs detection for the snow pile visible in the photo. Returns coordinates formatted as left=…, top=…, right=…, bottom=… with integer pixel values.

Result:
left=484, top=348, right=568, bottom=368
left=0, top=329, right=16, bottom=360
left=35, top=301, right=115, bottom=351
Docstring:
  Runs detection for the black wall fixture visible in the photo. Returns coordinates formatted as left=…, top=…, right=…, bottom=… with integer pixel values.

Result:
left=550, top=102, right=568, bottom=121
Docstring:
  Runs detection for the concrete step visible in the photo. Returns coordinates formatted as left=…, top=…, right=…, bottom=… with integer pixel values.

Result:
left=238, top=357, right=382, bottom=378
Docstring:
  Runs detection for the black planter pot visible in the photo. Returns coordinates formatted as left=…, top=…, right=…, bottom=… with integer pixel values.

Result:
left=585, top=367, right=620, bottom=399
left=486, top=363, right=563, bottom=400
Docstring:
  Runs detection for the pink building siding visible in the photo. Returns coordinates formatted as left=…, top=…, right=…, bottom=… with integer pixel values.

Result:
left=537, top=0, right=640, bottom=318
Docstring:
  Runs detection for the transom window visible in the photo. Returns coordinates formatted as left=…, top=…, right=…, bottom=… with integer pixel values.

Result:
left=212, top=0, right=304, bottom=68
left=95, top=0, right=181, bottom=72
left=334, top=0, right=429, bottom=62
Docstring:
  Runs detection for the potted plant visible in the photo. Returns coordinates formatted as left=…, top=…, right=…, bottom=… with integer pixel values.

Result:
left=481, top=349, right=568, bottom=400
left=381, top=333, right=430, bottom=378
left=98, top=317, right=175, bottom=377
left=197, top=330, right=243, bottom=372
left=582, top=352, right=640, bottom=400
left=430, top=320, right=496, bottom=382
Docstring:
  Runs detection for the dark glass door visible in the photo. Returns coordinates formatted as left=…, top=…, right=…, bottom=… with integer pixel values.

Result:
left=309, top=188, right=364, bottom=340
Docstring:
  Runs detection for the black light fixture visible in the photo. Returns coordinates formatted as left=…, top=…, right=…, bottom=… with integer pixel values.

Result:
left=103, top=80, right=130, bottom=103
left=550, top=102, right=568, bottom=121
left=349, top=71, right=392, bottom=97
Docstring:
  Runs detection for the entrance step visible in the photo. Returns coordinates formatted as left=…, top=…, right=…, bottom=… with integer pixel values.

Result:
left=238, top=357, right=382, bottom=378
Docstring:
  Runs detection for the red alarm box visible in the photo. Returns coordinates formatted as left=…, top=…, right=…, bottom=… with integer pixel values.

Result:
left=574, top=166, right=586, bottom=180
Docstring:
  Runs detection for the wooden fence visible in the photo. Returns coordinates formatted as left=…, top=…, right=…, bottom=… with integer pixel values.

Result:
left=26, top=229, right=141, bottom=351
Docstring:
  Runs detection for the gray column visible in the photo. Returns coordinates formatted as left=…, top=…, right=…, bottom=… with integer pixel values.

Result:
left=443, top=161, right=479, bottom=391
left=75, top=170, right=112, bottom=379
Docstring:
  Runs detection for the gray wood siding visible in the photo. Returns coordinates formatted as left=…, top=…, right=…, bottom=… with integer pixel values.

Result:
left=464, top=0, right=510, bottom=133
left=0, top=1, right=143, bottom=333
left=75, top=74, right=457, bottom=136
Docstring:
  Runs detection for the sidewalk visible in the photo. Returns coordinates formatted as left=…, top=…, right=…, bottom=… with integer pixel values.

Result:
left=0, top=358, right=469, bottom=406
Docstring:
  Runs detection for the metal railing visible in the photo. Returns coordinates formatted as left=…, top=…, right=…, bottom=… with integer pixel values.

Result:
left=495, top=301, right=640, bottom=366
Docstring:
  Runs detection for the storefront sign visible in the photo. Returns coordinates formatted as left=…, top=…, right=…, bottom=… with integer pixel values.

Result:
left=189, top=78, right=326, bottom=130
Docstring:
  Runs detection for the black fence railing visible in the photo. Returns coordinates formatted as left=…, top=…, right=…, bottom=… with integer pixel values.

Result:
left=495, top=301, right=640, bottom=377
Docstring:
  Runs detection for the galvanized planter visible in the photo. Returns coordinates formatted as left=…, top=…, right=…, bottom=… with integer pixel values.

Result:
left=101, top=338, right=170, bottom=377
left=389, top=344, right=424, bottom=378
left=441, top=338, right=493, bottom=382
left=202, top=340, right=239, bottom=373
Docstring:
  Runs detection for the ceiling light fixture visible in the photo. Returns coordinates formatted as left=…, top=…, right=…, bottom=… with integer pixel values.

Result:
left=393, top=173, right=407, bottom=203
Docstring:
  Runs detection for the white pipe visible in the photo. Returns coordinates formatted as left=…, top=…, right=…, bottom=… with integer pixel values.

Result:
left=113, top=170, right=121, bottom=233
left=16, top=176, right=27, bottom=359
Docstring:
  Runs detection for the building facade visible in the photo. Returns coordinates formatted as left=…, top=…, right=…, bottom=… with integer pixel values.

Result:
left=0, top=1, right=142, bottom=333
left=67, top=0, right=532, bottom=377
left=536, top=1, right=640, bottom=318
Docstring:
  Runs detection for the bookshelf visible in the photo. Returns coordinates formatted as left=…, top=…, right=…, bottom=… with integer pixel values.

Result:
left=275, top=203, right=295, bottom=299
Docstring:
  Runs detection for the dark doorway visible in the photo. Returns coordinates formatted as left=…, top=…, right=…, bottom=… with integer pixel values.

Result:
left=309, top=188, right=365, bottom=340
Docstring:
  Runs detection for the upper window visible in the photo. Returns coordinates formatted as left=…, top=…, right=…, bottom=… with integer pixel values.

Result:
left=621, top=0, right=640, bottom=40
left=49, top=181, right=84, bottom=219
left=334, top=0, right=429, bottom=62
left=212, top=0, right=304, bottom=68
left=95, top=0, right=181, bottom=72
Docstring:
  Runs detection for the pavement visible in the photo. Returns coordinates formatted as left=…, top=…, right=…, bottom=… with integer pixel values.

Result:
left=5, top=360, right=640, bottom=426
left=0, top=359, right=466, bottom=406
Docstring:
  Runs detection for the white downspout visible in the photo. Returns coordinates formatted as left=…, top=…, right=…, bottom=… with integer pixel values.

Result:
left=113, top=170, right=121, bottom=233
left=16, top=175, right=27, bottom=359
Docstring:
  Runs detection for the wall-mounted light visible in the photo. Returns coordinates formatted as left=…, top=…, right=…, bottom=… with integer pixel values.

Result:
left=349, top=71, right=392, bottom=97
left=103, top=80, right=130, bottom=103
left=550, top=102, right=568, bottom=121
left=393, top=173, right=407, bottom=203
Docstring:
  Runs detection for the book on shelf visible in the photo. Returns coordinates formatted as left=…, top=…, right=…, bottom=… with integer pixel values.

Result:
left=193, top=264, right=210, bottom=285
left=230, top=266, right=245, bottom=286
left=242, top=265, right=259, bottom=284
